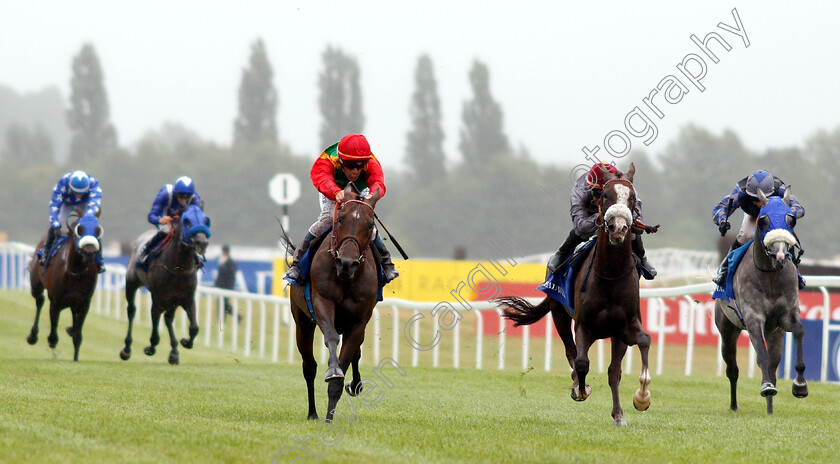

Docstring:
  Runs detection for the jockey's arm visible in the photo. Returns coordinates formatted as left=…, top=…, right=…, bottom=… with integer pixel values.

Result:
left=779, top=185, right=805, bottom=219
left=365, top=158, right=387, bottom=198
left=48, top=181, right=64, bottom=228
left=85, top=180, right=102, bottom=217
left=570, top=182, right=597, bottom=237
left=712, top=186, right=742, bottom=226
left=147, top=187, right=170, bottom=225
left=310, top=157, right=342, bottom=201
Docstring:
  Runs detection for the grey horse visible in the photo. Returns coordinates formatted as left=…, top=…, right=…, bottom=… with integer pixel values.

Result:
left=714, top=188, right=808, bottom=414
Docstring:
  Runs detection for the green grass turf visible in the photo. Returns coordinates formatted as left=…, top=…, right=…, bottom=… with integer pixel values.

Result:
left=1, top=290, right=839, bottom=463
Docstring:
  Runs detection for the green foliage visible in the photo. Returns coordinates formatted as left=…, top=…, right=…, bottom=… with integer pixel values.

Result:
left=67, top=43, right=118, bottom=162
left=459, top=59, right=510, bottom=168
left=405, top=55, right=446, bottom=186
left=0, top=85, right=70, bottom=162
left=1, top=122, right=54, bottom=167
left=233, top=38, right=278, bottom=147
left=318, top=45, right=364, bottom=148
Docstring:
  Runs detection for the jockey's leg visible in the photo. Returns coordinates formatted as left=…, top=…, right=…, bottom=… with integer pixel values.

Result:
left=713, top=239, right=744, bottom=287
left=632, top=234, right=657, bottom=280
left=285, top=232, right=316, bottom=284
left=373, top=234, right=399, bottom=283
left=137, top=229, right=167, bottom=271
left=40, top=226, right=61, bottom=265
left=547, top=229, right=584, bottom=274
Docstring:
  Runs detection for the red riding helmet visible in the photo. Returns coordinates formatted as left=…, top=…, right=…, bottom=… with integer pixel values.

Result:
left=585, top=162, right=620, bottom=190
left=337, top=134, right=372, bottom=161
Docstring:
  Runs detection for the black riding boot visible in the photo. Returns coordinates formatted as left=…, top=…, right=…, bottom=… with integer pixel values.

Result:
left=137, top=230, right=166, bottom=271
left=40, top=227, right=60, bottom=265
left=713, top=240, right=742, bottom=287
left=374, top=235, right=399, bottom=283
left=632, top=235, right=657, bottom=280
left=285, top=232, right=315, bottom=284
left=547, top=229, right=584, bottom=274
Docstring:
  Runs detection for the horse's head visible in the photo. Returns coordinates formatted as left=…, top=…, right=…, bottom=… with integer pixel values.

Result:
left=179, top=205, right=211, bottom=258
left=72, top=213, right=102, bottom=258
left=756, top=189, right=798, bottom=270
left=600, top=163, right=636, bottom=245
left=332, top=186, right=380, bottom=281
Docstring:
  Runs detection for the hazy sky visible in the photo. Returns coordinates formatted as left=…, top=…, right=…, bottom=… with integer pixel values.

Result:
left=2, top=1, right=838, bottom=171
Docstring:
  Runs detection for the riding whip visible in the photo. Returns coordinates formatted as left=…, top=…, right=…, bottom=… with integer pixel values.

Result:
left=274, top=216, right=295, bottom=255
left=374, top=213, right=409, bottom=260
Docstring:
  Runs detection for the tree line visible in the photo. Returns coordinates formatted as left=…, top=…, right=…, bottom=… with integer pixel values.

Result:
left=1, top=40, right=837, bottom=261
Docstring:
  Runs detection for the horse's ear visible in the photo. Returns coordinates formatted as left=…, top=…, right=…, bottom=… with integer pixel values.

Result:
left=625, top=163, right=635, bottom=183
left=344, top=184, right=355, bottom=197
left=367, top=188, right=381, bottom=207
left=783, top=186, right=792, bottom=206
left=756, top=189, right=769, bottom=207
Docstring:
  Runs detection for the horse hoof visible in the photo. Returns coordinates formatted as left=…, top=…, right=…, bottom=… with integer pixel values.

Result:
left=324, top=367, right=345, bottom=382
left=119, top=348, right=131, bottom=361
left=180, top=338, right=193, bottom=349
left=570, top=385, right=591, bottom=402
left=613, top=418, right=628, bottom=427
left=760, top=382, right=777, bottom=397
left=792, top=381, right=809, bottom=398
left=168, top=353, right=180, bottom=365
left=66, top=326, right=74, bottom=337
left=633, top=389, right=651, bottom=411
left=307, top=413, right=319, bottom=421
left=26, top=333, right=37, bottom=345
left=144, top=346, right=156, bottom=356
left=345, top=382, right=362, bottom=397
left=48, top=338, right=58, bottom=349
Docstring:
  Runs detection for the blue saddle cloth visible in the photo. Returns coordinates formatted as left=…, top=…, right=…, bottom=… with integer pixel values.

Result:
left=712, top=239, right=753, bottom=304
left=284, top=227, right=385, bottom=323
left=36, top=235, right=69, bottom=268
left=537, top=240, right=596, bottom=314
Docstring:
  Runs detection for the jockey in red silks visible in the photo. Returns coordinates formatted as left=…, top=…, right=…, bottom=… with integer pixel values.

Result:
left=285, top=133, right=399, bottom=284
left=546, top=162, right=658, bottom=280
left=712, top=169, right=805, bottom=289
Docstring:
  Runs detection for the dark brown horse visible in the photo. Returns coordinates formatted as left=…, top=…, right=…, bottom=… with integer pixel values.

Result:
left=27, top=213, right=102, bottom=361
left=290, top=186, right=381, bottom=421
left=497, top=163, right=652, bottom=426
left=119, top=204, right=210, bottom=365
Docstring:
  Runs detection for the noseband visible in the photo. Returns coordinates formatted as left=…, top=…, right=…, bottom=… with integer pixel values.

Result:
left=331, top=199, right=374, bottom=263
left=597, top=178, right=635, bottom=231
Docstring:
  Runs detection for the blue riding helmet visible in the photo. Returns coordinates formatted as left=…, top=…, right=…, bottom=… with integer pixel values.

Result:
left=69, top=171, right=91, bottom=193
left=745, top=170, right=774, bottom=198
left=173, top=176, right=196, bottom=196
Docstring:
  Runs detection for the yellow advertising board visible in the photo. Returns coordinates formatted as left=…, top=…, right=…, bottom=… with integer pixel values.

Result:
left=273, top=257, right=546, bottom=302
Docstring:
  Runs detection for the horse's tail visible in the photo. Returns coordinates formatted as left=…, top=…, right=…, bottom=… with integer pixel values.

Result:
left=495, top=296, right=552, bottom=327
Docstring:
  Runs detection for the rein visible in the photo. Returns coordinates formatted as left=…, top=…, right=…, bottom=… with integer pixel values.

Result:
left=330, top=199, right=374, bottom=262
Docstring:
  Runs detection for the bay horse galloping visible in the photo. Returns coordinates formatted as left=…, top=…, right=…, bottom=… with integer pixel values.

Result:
left=290, top=186, right=381, bottom=422
left=120, top=204, right=210, bottom=365
left=28, top=213, right=103, bottom=361
left=714, top=189, right=808, bottom=414
left=497, top=163, right=652, bottom=426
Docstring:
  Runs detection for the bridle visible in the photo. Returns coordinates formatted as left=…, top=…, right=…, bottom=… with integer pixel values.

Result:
left=330, top=199, right=374, bottom=263
left=597, top=178, right=635, bottom=232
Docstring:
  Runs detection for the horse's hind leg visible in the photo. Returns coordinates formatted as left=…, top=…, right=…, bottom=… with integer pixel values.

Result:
left=120, top=278, right=140, bottom=360
left=27, top=283, right=45, bottom=345
left=163, top=309, right=180, bottom=365
left=144, top=303, right=163, bottom=357
left=630, top=321, right=652, bottom=412
left=608, top=338, right=629, bottom=427
left=550, top=305, right=587, bottom=396
left=765, top=330, right=784, bottom=415
left=345, top=350, right=363, bottom=397
left=715, top=306, right=742, bottom=411
left=789, top=317, right=809, bottom=399
left=47, top=301, right=61, bottom=349
left=292, top=307, right=319, bottom=420
left=179, top=299, right=199, bottom=350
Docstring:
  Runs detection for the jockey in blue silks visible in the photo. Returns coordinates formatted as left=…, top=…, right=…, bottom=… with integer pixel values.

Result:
left=136, top=176, right=203, bottom=270
left=712, top=169, right=806, bottom=289
left=40, top=170, right=104, bottom=271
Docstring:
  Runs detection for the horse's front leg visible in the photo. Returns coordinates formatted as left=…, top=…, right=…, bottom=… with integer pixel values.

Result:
left=629, top=319, right=652, bottom=412
left=27, top=284, right=45, bottom=345
left=326, top=324, right=365, bottom=422
left=745, top=316, right=777, bottom=400
left=609, top=338, right=628, bottom=427
left=120, top=278, right=140, bottom=360
left=314, top=300, right=342, bottom=382
left=571, top=325, right=594, bottom=402
left=789, top=316, right=809, bottom=399
left=69, top=304, right=90, bottom=362
left=765, top=330, right=785, bottom=415
left=163, top=309, right=180, bottom=365
left=47, top=301, right=61, bottom=349
left=345, top=350, right=363, bottom=397
left=144, top=302, right=163, bottom=357
left=179, top=298, right=199, bottom=349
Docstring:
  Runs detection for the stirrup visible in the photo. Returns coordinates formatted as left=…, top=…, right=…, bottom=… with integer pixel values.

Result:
left=285, top=263, right=303, bottom=283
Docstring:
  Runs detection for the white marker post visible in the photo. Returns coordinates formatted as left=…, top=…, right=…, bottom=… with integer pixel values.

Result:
left=268, top=173, right=301, bottom=233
